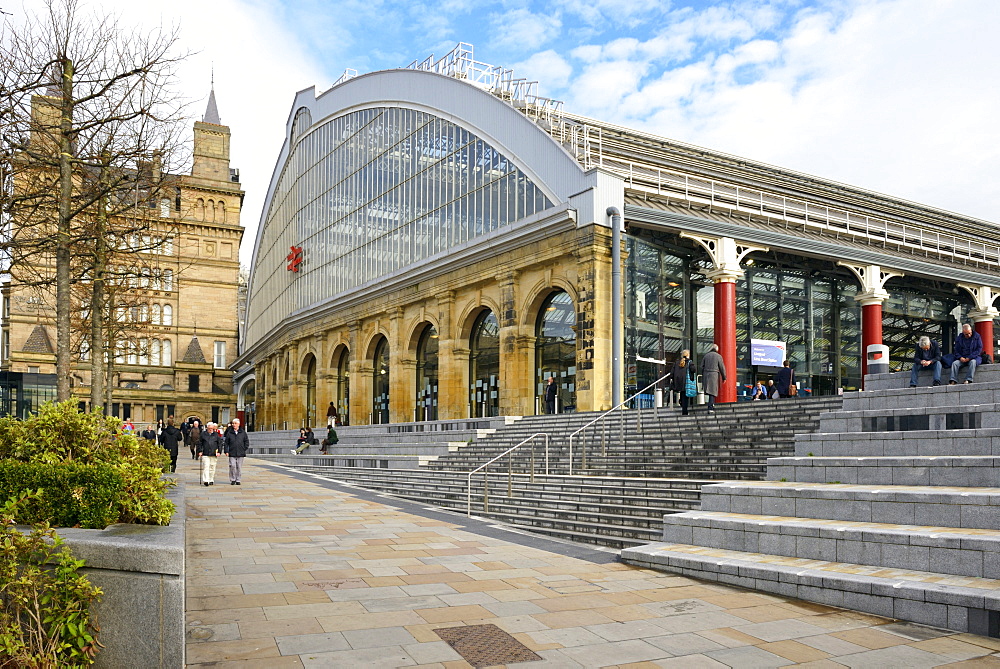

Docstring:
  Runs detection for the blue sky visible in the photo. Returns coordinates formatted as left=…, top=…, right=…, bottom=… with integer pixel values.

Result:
left=12, top=0, right=1000, bottom=265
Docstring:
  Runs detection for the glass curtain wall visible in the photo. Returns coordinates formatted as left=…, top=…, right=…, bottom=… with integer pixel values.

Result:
left=247, top=106, right=555, bottom=349
left=469, top=311, right=500, bottom=417
left=372, top=338, right=389, bottom=424
left=416, top=325, right=439, bottom=421
left=336, top=348, right=350, bottom=425
left=626, top=232, right=974, bottom=397
left=535, top=291, right=577, bottom=412
left=624, top=237, right=690, bottom=404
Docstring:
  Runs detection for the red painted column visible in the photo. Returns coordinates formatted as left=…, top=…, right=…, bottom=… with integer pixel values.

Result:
left=714, top=279, right=737, bottom=404
left=974, top=318, right=995, bottom=360
left=860, top=301, right=884, bottom=383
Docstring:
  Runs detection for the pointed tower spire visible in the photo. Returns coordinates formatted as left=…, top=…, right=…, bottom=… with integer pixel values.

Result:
left=203, top=69, right=221, bottom=125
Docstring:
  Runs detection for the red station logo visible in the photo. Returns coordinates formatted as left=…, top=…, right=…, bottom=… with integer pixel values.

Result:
left=286, top=245, right=303, bottom=272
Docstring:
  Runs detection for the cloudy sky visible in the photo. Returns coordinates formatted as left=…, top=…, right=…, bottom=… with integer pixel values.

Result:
left=9, top=0, right=1000, bottom=266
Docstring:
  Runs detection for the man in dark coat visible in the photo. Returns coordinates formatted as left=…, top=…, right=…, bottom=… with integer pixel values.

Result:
left=910, top=336, right=942, bottom=387
left=544, top=376, right=558, bottom=414
left=158, top=418, right=183, bottom=473
left=224, top=418, right=250, bottom=486
left=197, top=422, right=224, bottom=486
left=775, top=360, right=795, bottom=398
left=951, top=323, right=983, bottom=384
left=701, top=344, right=726, bottom=412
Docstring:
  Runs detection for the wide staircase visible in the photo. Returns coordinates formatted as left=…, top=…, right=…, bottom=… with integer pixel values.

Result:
left=623, top=365, right=1000, bottom=636
left=249, top=397, right=840, bottom=548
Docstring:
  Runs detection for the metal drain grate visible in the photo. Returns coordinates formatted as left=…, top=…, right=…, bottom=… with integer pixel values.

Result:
left=434, top=624, right=542, bottom=667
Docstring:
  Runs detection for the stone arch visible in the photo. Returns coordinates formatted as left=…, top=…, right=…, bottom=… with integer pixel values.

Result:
left=405, top=316, right=440, bottom=354
left=519, top=279, right=579, bottom=329
left=457, top=297, right=502, bottom=343
left=196, top=198, right=205, bottom=221
left=362, top=327, right=391, bottom=361
left=298, top=346, right=319, bottom=376
left=329, top=341, right=350, bottom=369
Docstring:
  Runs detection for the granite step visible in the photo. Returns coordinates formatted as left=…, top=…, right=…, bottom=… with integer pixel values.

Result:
left=767, top=455, right=1000, bottom=487
left=864, top=364, right=1000, bottom=391
left=699, top=481, right=1000, bottom=529
left=620, top=541, right=1000, bottom=634
left=793, top=428, right=1000, bottom=457
left=661, top=510, right=1000, bottom=578
left=814, top=403, right=1000, bottom=434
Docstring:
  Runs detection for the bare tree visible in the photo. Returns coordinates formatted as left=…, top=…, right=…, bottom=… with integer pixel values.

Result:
left=0, top=0, right=189, bottom=404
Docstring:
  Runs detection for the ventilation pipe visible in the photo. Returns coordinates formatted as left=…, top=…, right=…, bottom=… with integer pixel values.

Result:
left=607, top=206, right=623, bottom=407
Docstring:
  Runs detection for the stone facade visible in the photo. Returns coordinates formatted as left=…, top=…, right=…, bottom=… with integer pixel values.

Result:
left=254, top=224, right=615, bottom=430
left=0, top=92, right=243, bottom=425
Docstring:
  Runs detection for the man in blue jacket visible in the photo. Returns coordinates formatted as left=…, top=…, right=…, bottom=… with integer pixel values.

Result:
left=910, top=336, right=942, bottom=387
left=950, top=323, right=983, bottom=384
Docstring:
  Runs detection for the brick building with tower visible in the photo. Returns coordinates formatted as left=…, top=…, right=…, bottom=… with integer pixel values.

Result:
left=0, top=88, right=243, bottom=425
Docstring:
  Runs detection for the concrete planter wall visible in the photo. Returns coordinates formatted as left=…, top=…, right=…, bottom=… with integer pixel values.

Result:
left=55, top=481, right=185, bottom=669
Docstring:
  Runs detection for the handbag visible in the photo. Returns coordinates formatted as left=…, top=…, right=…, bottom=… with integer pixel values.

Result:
left=789, top=383, right=798, bottom=397
left=684, top=375, right=697, bottom=398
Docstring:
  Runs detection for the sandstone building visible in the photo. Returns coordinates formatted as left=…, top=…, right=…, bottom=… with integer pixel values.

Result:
left=0, top=90, right=243, bottom=424
left=238, top=44, right=1000, bottom=430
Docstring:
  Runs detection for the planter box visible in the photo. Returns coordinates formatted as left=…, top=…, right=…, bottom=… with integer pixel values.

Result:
left=55, top=481, right=185, bottom=669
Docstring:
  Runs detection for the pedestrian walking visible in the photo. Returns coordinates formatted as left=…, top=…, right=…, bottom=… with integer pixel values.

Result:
left=326, top=401, right=339, bottom=427
left=544, top=376, right=558, bottom=414
left=701, top=344, right=726, bottom=413
left=158, top=418, right=183, bottom=473
left=668, top=350, right=696, bottom=416
left=186, top=419, right=201, bottom=460
left=140, top=424, right=157, bottom=444
left=197, top=422, right=224, bottom=486
left=224, top=418, right=250, bottom=485
left=775, top=360, right=795, bottom=398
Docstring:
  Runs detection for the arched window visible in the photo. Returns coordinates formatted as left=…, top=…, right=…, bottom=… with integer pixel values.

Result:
left=303, top=354, right=317, bottom=427
left=139, top=304, right=149, bottom=323
left=469, top=311, right=500, bottom=417
left=127, top=340, right=137, bottom=365
left=335, top=347, right=350, bottom=426
left=163, top=270, right=173, bottom=291
left=162, top=339, right=172, bottom=366
left=152, top=304, right=162, bottom=325
left=160, top=198, right=171, bottom=218
left=416, top=325, right=438, bottom=421
left=163, top=304, right=173, bottom=325
left=208, top=199, right=216, bottom=222
left=218, top=200, right=226, bottom=223
left=140, top=267, right=150, bottom=288
left=152, top=339, right=161, bottom=366
left=372, top=337, right=389, bottom=424
left=536, top=290, right=577, bottom=413
left=196, top=198, right=205, bottom=221
left=139, top=338, right=149, bottom=366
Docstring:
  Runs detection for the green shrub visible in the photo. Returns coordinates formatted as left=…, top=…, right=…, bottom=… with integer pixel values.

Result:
left=0, top=463, right=122, bottom=529
left=0, top=491, right=103, bottom=667
left=0, top=402, right=174, bottom=527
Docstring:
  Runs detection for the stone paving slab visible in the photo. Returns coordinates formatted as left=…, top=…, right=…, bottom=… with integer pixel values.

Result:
left=184, top=459, right=1000, bottom=667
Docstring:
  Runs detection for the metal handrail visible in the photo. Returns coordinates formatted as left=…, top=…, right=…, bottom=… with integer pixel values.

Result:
left=568, top=373, right=672, bottom=475
left=466, top=432, right=549, bottom=517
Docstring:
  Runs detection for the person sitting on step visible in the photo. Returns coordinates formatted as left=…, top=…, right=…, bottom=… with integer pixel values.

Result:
left=290, top=427, right=314, bottom=455
left=910, top=335, right=942, bottom=387
left=950, top=323, right=983, bottom=385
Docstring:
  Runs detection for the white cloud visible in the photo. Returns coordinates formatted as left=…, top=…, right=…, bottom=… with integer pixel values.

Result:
left=512, top=49, right=573, bottom=90
left=489, top=8, right=561, bottom=53
left=546, top=0, right=1000, bottom=223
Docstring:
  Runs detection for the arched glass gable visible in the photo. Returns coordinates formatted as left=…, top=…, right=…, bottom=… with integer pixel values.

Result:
left=247, top=106, right=555, bottom=347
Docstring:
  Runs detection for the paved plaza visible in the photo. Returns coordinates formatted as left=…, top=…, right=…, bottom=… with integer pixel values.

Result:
left=183, top=460, right=1000, bottom=667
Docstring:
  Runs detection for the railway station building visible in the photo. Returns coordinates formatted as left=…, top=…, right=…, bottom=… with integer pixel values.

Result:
left=237, top=44, right=1000, bottom=429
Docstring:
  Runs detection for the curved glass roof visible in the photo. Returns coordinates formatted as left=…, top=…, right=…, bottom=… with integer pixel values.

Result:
left=246, top=106, right=554, bottom=347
